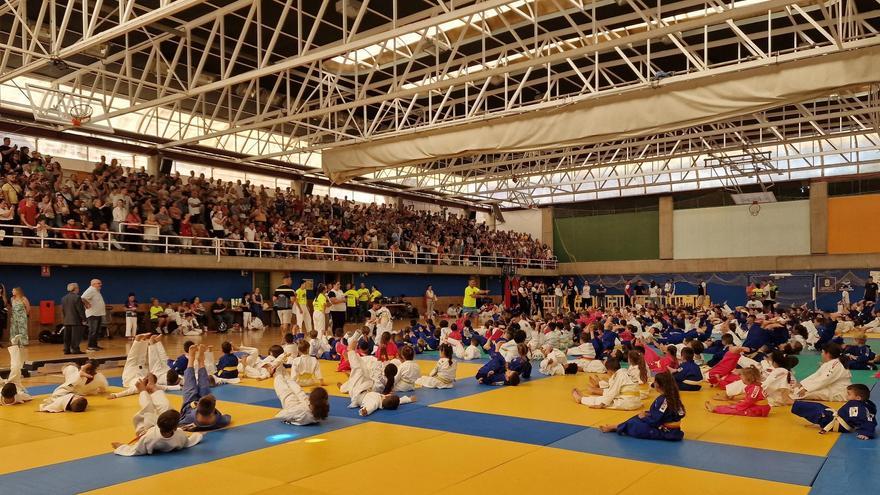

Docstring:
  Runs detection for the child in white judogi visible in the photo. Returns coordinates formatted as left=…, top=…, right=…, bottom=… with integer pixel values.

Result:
left=307, top=331, right=331, bottom=358
left=572, top=358, right=641, bottom=410
left=110, top=335, right=183, bottom=399
left=392, top=346, right=421, bottom=392
left=39, top=365, right=94, bottom=413
left=339, top=340, right=384, bottom=395
left=445, top=336, right=470, bottom=360
left=291, top=340, right=324, bottom=387
left=414, top=343, right=457, bottom=389
left=62, top=361, right=109, bottom=396
left=342, top=341, right=415, bottom=416
left=273, top=368, right=329, bottom=425
left=1, top=346, right=32, bottom=405
left=237, top=345, right=285, bottom=380
left=540, top=344, right=568, bottom=376
left=795, top=346, right=851, bottom=401
left=113, top=411, right=202, bottom=456
left=566, top=334, right=596, bottom=359
left=464, top=338, right=482, bottom=360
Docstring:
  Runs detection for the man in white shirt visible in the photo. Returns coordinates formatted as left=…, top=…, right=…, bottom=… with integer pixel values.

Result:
left=81, top=279, right=106, bottom=351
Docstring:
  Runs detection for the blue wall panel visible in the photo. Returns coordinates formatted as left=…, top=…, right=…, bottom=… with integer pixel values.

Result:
left=0, top=265, right=253, bottom=304
left=0, top=265, right=502, bottom=305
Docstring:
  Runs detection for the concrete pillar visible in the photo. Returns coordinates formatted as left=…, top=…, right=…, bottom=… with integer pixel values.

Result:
left=146, top=154, right=160, bottom=176
left=291, top=179, right=303, bottom=197
left=810, top=181, right=828, bottom=254
left=541, top=207, right=554, bottom=250
left=659, top=196, right=674, bottom=260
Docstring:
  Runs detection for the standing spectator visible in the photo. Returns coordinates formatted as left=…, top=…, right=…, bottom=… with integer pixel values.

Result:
left=424, top=284, right=437, bottom=319
left=61, top=283, right=86, bottom=354
left=273, top=275, right=294, bottom=333
left=696, top=279, right=707, bottom=308
left=357, top=282, right=370, bottom=320
left=462, top=278, right=488, bottom=315
left=595, top=282, right=607, bottom=308
left=8, top=287, right=30, bottom=346
left=0, top=199, right=13, bottom=247
left=80, top=279, right=106, bottom=351
left=565, top=278, right=576, bottom=313
left=124, top=293, right=139, bottom=339
left=251, top=287, right=265, bottom=324
left=0, top=283, right=8, bottom=343
left=581, top=280, right=592, bottom=309
left=328, top=281, right=347, bottom=332
left=17, top=195, right=38, bottom=247
left=344, top=283, right=359, bottom=323
left=209, top=205, right=226, bottom=238
left=865, top=278, right=879, bottom=304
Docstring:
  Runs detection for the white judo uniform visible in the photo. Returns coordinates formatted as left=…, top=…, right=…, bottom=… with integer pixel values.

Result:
left=578, top=368, right=642, bottom=410
left=0, top=346, right=32, bottom=405
left=273, top=370, right=319, bottom=425
left=415, top=358, right=457, bottom=389
left=540, top=348, right=568, bottom=376
left=113, top=426, right=202, bottom=456
left=290, top=355, right=323, bottom=387
left=392, top=360, right=422, bottom=392
left=112, top=340, right=181, bottom=398
left=798, top=359, right=851, bottom=402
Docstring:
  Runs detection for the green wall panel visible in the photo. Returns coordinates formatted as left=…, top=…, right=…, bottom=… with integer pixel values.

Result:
left=553, top=211, right=659, bottom=262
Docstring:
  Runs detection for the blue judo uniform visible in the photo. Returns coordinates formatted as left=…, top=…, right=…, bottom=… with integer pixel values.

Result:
left=616, top=396, right=685, bottom=441
left=179, top=367, right=232, bottom=431
left=791, top=399, right=877, bottom=438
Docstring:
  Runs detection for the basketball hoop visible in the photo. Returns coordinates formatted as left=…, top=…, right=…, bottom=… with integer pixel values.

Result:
left=68, top=103, right=94, bottom=126
left=748, top=201, right=761, bottom=216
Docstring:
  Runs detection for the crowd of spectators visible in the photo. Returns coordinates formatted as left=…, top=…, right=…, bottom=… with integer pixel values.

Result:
left=0, top=137, right=554, bottom=266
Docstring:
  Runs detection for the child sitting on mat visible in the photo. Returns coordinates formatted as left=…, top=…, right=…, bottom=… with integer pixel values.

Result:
left=599, top=372, right=685, bottom=441
left=705, top=367, right=770, bottom=417
left=791, top=383, right=876, bottom=440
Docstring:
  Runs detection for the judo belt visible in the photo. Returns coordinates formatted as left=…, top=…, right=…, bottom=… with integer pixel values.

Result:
left=621, top=391, right=642, bottom=397
left=661, top=422, right=682, bottom=430
left=823, top=414, right=853, bottom=433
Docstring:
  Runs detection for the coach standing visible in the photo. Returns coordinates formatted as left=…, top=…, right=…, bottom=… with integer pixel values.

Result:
left=81, top=279, right=106, bottom=351
left=61, top=283, right=86, bottom=354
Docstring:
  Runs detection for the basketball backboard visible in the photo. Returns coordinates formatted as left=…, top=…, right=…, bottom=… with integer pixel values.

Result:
left=25, top=84, right=115, bottom=132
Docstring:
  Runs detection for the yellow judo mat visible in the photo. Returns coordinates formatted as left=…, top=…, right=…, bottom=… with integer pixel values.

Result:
left=0, top=357, right=872, bottom=495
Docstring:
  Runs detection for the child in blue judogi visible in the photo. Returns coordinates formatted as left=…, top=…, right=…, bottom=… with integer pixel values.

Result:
left=476, top=347, right=520, bottom=386
left=792, top=384, right=876, bottom=440
left=179, top=345, right=231, bottom=431
left=672, top=348, right=703, bottom=391
left=600, top=372, right=685, bottom=441
left=844, top=334, right=876, bottom=370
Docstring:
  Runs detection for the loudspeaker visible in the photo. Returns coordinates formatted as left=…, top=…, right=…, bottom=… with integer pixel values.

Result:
left=491, top=204, right=505, bottom=223
left=302, top=183, right=314, bottom=196
left=159, top=157, right=173, bottom=175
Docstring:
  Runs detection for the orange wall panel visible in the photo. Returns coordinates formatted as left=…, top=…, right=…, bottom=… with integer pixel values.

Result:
left=827, top=194, right=880, bottom=254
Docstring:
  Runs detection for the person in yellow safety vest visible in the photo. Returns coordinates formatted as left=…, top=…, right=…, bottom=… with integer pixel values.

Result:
left=357, top=283, right=370, bottom=320
left=344, top=283, right=360, bottom=323
left=312, top=284, right=329, bottom=339
left=369, top=286, right=382, bottom=303
left=294, top=280, right=312, bottom=334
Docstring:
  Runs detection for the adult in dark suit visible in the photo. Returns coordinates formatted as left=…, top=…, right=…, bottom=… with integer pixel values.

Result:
left=61, top=282, right=86, bottom=354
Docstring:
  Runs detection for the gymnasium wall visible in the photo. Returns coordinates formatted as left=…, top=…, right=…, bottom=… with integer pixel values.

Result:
left=0, top=266, right=501, bottom=307
left=827, top=193, right=880, bottom=254
left=672, top=200, right=811, bottom=259
left=571, top=269, right=869, bottom=311
left=498, top=209, right=544, bottom=241
left=553, top=211, right=659, bottom=262
left=0, top=265, right=254, bottom=304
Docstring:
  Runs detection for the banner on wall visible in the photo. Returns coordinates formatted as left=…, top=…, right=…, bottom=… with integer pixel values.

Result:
left=40, top=265, right=50, bottom=277
left=817, top=277, right=836, bottom=293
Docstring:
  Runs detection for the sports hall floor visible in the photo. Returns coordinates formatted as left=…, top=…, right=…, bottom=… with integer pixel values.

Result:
left=1, top=330, right=877, bottom=495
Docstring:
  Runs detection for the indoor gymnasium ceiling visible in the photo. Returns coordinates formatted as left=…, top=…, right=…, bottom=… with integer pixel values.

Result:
left=0, top=0, right=879, bottom=206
